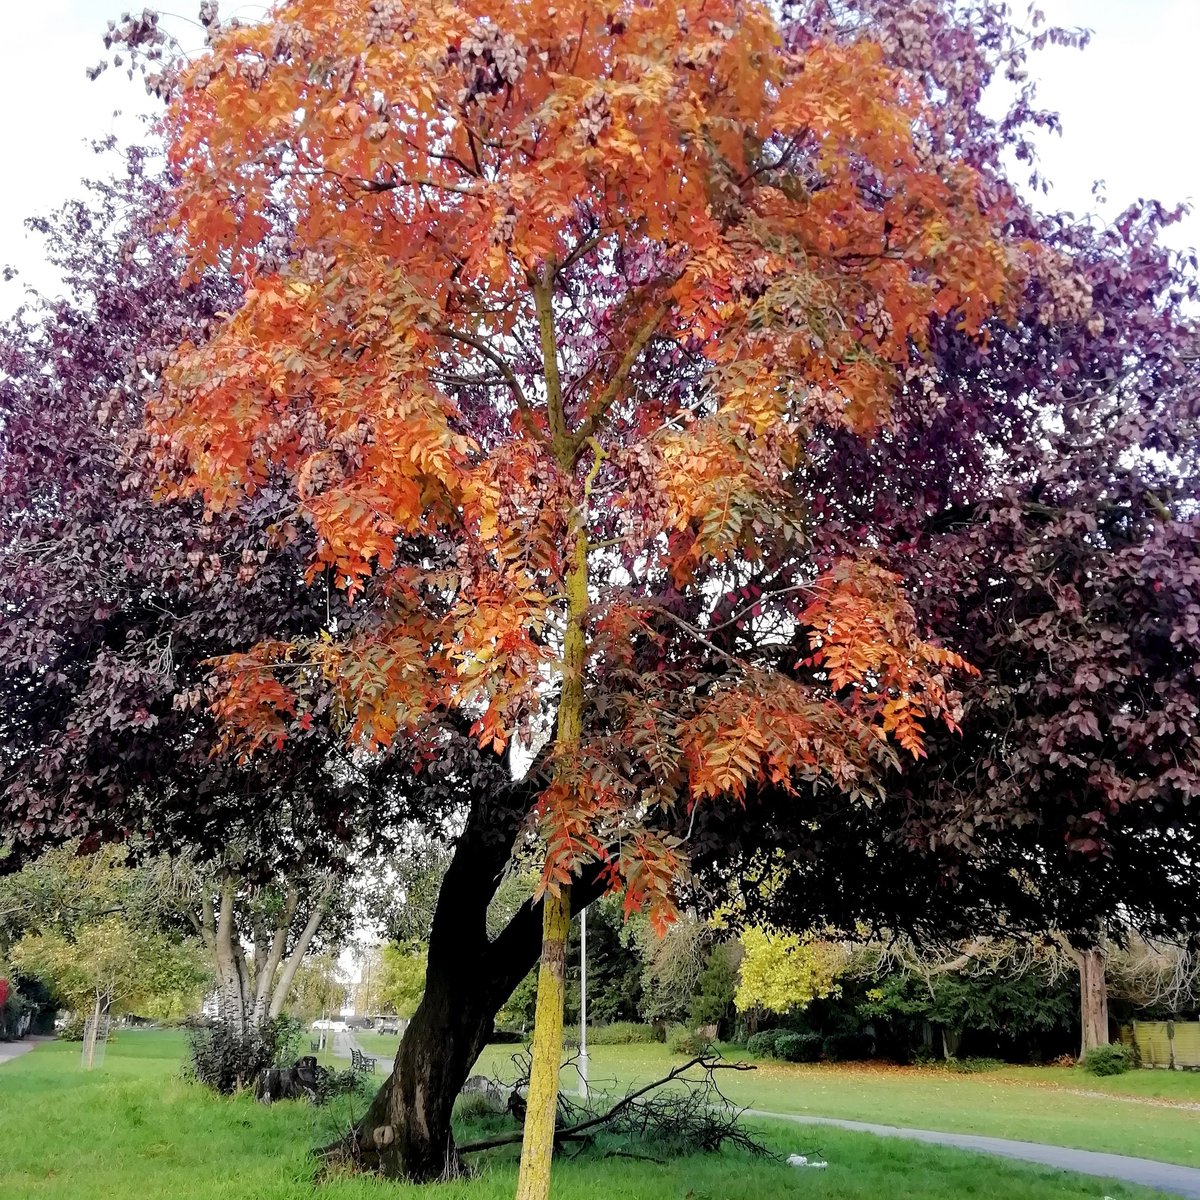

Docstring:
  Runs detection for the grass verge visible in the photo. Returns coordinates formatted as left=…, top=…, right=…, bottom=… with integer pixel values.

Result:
left=469, top=1043, right=1200, bottom=1168
left=0, top=1031, right=1176, bottom=1200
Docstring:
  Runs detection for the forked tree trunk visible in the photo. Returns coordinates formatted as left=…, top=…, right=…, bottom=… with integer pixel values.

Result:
left=352, top=781, right=602, bottom=1181
left=251, top=886, right=298, bottom=1026
left=267, top=879, right=334, bottom=1020
left=200, top=872, right=333, bottom=1033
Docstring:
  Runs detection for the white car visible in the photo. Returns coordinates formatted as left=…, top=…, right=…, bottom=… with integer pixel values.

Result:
left=311, top=1019, right=350, bottom=1032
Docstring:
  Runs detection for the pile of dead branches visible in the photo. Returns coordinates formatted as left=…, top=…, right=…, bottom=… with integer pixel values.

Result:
left=458, top=1051, right=769, bottom=1162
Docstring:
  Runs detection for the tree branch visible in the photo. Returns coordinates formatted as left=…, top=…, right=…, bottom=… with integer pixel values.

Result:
left=457, top=1054, right=756, bottom=1154
left=268, top=876, right=335, bottom=1019
left=435, top=323, right=545, bottom=444
left=534, top=269, right=568, bottom=455
left=571, top=301, right=672, bottom=456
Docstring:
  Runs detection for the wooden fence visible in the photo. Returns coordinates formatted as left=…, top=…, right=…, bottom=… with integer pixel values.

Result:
left=1130, top=1020, right=1200, bottom=1069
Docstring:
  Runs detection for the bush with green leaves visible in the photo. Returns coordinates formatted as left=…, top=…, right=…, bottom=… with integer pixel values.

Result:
left=185, top=1018, right=301, bottom=1094
left=745, top=1029, right=784, bottom=1058
left=270, top=1015, right=305, bottom=1064
left=586, top=1021, right=662, bottom=1045
left=689, top=941, right=740, bottom=1035
left=774, top=1031, right=823, bottom=1063
left=666, top=1024, right=713, bottom=1056
left=1083, top=1044, right=1137, bottom=1076
left=55, top=1012, right=87, bottom=1042
left=316, top=1065, right=369, bottom=1103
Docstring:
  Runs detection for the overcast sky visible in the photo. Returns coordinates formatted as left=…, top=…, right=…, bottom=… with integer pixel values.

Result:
left=0, top=0, right=1197, bottom=314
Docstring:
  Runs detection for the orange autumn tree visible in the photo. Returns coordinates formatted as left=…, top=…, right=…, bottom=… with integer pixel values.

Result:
left=150, top=1, right=1024, bottom=1192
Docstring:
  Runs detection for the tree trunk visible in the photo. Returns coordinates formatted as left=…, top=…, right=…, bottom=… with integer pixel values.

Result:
left=516, top=887, right=571, bottom=1199
left=268, top=879, right=333, bottom=1020
left=1051, top=932, right=1111, bottom=1060
left=356, top=948, right=505, bottom=1179
left=942, top=1027, right=961, bottom=1059
left=515, top=294, right=592, bottom=1200
left=1078, top=946, right=1110, bottom=1056
left=252, top=886, right=298, bottom=1025
left=214, top=872, right=248, bottom=1035
left=351, top=764, right=604, bottom=1182
left=82, top=992, right=103, bottom=1070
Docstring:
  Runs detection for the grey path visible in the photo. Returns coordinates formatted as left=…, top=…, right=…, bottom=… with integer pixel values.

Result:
left=328, top=1031, right=380, bottom=1070
left=748, top=1109, right=1200, bottom=1199
left=0, top=1036, right=48, bottom=1066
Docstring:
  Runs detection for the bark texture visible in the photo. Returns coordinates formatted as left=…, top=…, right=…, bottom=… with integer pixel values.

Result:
left=353, top=784, right=603, bottom=1181
left=515, top=887, right=571, bottom=1200
left=1078, top=946, right=1111, bottom=1055
left=513, top=283, right=594, bottom=1200
left=1054, top=933, right=1111, bottom=1057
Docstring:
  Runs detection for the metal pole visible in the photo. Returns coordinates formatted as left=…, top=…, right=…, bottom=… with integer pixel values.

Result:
left=578, top=907, right=589, bottom=1097
left=363, top=949, right=372, bottom=1021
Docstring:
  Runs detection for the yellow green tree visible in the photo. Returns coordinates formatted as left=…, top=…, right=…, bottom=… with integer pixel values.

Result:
left=375, top=943, right=428, bottom=1018
left=734, top=928, right=846, bottom=1018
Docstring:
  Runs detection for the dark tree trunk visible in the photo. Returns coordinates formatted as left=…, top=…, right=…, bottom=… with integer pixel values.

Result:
left=356, top=950, right=505, bottom=1179
left=1078, top=946, right=1110, bottom=1057
left=351, top=764, right=603, bottom=1181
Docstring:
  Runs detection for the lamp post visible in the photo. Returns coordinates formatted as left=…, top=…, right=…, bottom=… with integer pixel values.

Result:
left=578, top=907, right=589, bottom=1097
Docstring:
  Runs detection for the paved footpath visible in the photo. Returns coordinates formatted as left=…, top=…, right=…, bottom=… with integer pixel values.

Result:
left=749, top=1109, right=1200, bottom=1199
left=0, top=1036, right=49, bottom=1066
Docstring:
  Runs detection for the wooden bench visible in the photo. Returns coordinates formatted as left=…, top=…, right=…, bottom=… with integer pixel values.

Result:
left=350, top=1047, right=376, bottom=1074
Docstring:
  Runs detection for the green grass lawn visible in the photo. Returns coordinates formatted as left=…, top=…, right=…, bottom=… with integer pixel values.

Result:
left=471, top=1043, right=1200, bottom=1169
left=355, top=1030, right=404, bottom=1059
left=990, top=1063, right=1200, bottom=1103
left=0, top=1031, right=1175, bottom=1200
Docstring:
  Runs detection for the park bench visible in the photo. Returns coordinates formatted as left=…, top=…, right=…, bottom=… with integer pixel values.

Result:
left=350, top=1047, right=376, bottom=1074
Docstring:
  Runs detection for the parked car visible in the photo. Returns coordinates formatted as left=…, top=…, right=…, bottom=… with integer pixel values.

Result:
left=377, top=1018, right=401, bottom=1035
left=311, top=1018, right=350, bottom=1032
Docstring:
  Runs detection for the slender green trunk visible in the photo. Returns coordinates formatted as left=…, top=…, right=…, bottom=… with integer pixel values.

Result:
left=515, top=272, right=590, bottom=1200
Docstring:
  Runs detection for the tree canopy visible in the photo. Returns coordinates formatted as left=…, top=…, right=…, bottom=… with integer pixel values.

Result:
left=0, top=0, right=1195, bottom=1189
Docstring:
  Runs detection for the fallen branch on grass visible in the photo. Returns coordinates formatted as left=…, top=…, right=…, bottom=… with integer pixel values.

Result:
left=456, top=1051, right=767, bottom=1158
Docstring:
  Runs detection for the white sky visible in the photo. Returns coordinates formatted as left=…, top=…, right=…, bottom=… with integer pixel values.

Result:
left=0, top=0, right=1196, bottom=313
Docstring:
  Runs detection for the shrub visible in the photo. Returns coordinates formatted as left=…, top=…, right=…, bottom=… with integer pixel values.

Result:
left=454, top=1090, right=500, bottom=1122
left=185, top=1019, right=297, bottom=1094
left=586, top=1021, right=662, bottom=1045
left=821, top=1032, right=873, bottom=1062
left=316, top=1065, right=368, bottom=1102
left=667, top=1024, right=713, bottom=1056
left=745, top=1029, right=782, bottom=1058
left=689, top=942, right=740, bottom=1035
left=1083, top=1044, right=1136, bottom=1076
left=269, top=1015, right=305, bottom=1065
left=774, top=1032, right=823, bottom=1063
left=745, top=1029, right=784, bottom=1058
left=56, top=1012, right=87, bottom=1042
